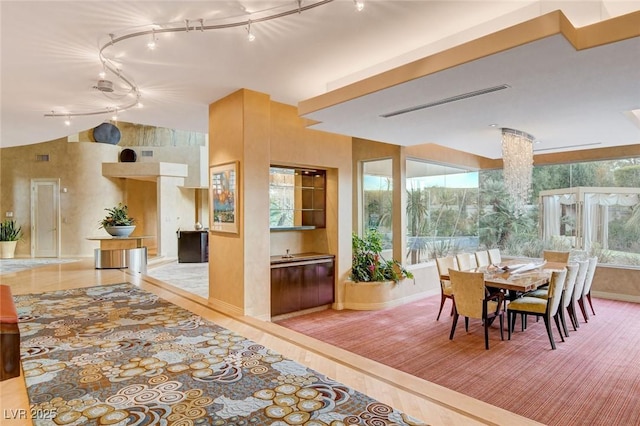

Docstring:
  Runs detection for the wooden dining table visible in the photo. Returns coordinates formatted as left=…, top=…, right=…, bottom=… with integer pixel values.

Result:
left=440, top=260, right=568, bottom=293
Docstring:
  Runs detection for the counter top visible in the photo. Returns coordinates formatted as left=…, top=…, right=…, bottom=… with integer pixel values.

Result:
left=270, top=252, right=334, bottom=265
left=87, top=235, right=155, bottom=241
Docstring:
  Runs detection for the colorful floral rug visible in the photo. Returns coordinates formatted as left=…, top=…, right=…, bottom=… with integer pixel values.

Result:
left=15, top=283, right=426, bottom=425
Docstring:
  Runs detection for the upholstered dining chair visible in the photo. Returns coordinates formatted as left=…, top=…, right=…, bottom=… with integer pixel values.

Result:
left=507, top=269, right=567, bottom=350
left=475, top=250, right=490, bottom=267
left=435, top=256, right=457, bottom=321
left=568, top=259, right=589, bottom=330
left=543, top=250, right=570, bottom=264
left=578, top=256, right=598, bottom=322
left=448, top=269, right=505, bottom=350
left=527, top=263, right=579, bottom=338
left=455, top=253, right=477, bottom=271
left=488, top=248, right=502, bottom=265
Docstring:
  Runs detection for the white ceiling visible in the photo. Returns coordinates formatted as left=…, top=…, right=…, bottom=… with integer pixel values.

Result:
left=2, top=1, right=639, bottom=160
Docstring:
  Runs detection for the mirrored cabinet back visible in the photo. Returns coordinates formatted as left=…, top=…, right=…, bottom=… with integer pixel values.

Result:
left=269, top=166, right=326, bottom=230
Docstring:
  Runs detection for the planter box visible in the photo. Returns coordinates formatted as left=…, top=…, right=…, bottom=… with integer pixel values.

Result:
left=335, top=276, right=435, bottom=311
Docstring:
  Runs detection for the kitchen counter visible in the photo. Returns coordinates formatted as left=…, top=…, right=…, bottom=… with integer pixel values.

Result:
left=270, top=252, right=334, bottom=267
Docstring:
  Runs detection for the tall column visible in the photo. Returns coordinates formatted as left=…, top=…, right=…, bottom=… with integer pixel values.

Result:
left=208, top=89, right=271, bottom=319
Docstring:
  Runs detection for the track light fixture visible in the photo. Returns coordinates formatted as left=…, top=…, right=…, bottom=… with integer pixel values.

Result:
left=246, top=20, right=256, bottom=42
left=147, top=29, right=157, bottom=50
left=44, top=0, right=335, bottom=123
left=354, top=0, right=365, bottom=11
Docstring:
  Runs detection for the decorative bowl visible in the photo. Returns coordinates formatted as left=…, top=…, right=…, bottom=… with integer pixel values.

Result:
left=104, top=225, right=135, bottom=237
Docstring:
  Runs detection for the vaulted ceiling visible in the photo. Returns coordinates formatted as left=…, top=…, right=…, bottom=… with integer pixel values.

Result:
left=2, top=1, right=639, bottom=160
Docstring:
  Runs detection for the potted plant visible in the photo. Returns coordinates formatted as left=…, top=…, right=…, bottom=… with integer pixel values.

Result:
left=100, top=203, right=136, bottom=237
left=351, top=229, right=413, bottom=283
left=0, top=219, right=23, bottom=258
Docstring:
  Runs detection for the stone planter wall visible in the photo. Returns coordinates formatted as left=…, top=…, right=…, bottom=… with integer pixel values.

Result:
left=334, top=262, right=440, bottom=310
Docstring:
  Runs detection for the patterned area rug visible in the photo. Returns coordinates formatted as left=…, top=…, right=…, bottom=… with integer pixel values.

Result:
left=0, top=258, right=79, bottom=274
left=15, top=283, right=426, bottom=425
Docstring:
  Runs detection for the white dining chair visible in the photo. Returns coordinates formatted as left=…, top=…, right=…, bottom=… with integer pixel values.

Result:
left=488, top=248, right=502, bottom=265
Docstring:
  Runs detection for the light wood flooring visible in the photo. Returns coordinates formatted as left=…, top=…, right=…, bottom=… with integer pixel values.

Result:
left=0, top=259, right=541, bottom=425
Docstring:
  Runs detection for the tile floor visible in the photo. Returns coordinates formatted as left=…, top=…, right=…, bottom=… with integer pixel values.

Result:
left=145, top=260, right=208, bottom=298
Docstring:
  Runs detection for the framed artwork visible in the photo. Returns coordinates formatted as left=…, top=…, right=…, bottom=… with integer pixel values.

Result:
left=209, top=161, right=239, bottom=234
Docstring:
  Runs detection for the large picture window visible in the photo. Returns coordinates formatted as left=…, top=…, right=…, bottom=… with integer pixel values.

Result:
left=480, top=158, right=640, bottom=267
left=405, top=160, right=479, bottom=265
left=362, top=159, right=393, bottom=251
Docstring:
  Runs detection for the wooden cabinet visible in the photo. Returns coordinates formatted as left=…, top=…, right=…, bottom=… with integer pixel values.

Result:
left=270, top=255, right=335, bottom=316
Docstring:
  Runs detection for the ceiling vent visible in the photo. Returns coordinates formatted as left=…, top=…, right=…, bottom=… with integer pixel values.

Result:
left=380, top=84, right=510, bottom=118
left=93, top=79, right=114, bottom=92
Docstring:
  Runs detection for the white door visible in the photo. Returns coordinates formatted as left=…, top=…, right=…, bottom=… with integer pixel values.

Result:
left=31, top=179, right=60, bottom=257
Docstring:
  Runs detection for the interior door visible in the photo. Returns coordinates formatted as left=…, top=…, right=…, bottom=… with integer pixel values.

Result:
left=31, top=179, right=60, bottom=257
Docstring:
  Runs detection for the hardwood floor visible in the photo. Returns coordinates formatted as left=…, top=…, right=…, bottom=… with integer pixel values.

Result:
left=0, top=259, right=540, bottom=425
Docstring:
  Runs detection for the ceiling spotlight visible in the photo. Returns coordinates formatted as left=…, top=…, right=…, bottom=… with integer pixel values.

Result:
left=246, top=20, right=256, bottom=42
left=94, top=79, right=114, bottom=92
left=147, top=29, right=157, bottom=50
left=354, top=0, right=365, bottom=11
left=64, top=116, right=71, bottom=126
left=137, top=101, right=144, bottom=108
left=98, top=66, right=106, bottom=79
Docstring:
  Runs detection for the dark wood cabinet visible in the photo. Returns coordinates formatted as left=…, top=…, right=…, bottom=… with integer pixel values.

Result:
left=270, top=255, right=334, bottom=316
left=177, top=230, right=209, bottom=263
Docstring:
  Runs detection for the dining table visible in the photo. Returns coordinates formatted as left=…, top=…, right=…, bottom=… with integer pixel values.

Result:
left=440, top=259, right=568, bottom=294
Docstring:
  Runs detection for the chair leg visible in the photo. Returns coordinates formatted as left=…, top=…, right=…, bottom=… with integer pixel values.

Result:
left=499, top=314, right=504, bottom=341
left=543, top=316, right=557, bottom=350
left=578, top=297, right=589, bottom=323
left=559, top=306, right=570, bottom=337
left=567, top=301, right=579, bottom=329
left=437, top=294, right=446, bottom=320
left=553, top=313, right=565, bottom=343
left=508, top=312, right=514, bottom=340
left=587, top=292, right=596, bottom=315
left=449, top=311, right=459, bottom=340
left=484, top=318, right=490, bottom=350
left=464, top=316, right=469, bottom=332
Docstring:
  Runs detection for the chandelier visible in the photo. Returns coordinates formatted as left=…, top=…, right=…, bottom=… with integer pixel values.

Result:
left=501, top=128, right=534, bottom=216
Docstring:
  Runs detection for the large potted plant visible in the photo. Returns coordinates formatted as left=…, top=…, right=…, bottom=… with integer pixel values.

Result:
left=0, top=219, right=23, bottom=258
left=100, top=203, right=136, bottom=237
left=351, top=229, right=413, bottom=283
left=340, top=229, right=417, bottom=310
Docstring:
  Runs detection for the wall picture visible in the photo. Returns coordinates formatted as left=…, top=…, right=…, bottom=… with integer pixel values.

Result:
left=209, top=161, right=238, bottom=233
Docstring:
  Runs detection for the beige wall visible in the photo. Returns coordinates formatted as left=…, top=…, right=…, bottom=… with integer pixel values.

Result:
left=208, top=90, right=352, bottom=319
left=0, top=139, right=125, bottom=257
left=1, top=130, right=206, bottom=258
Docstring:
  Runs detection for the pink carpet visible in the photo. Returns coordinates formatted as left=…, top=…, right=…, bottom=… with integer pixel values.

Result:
left=277, top=295, right=640, bottom=425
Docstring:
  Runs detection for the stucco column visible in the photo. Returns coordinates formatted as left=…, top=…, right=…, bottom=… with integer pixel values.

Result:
left=208, top=89, right=271, bottom=319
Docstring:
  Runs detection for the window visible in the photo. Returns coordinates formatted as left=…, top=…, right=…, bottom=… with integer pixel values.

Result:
left=406, top=159, right=479, bottom=264
left=363, top=159, right=393, bottom=251
left=480, top=158, right=640, bottom=267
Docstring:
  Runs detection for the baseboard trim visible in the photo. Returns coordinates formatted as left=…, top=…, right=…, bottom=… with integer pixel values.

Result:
left=592, top=291, right=640, bottom=303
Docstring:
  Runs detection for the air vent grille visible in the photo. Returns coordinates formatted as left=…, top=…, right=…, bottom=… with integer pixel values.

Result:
left=35, top=154, right=49, bottom=162
left=380, top=84, right=510, bottom=118
left=141, top=150, right=154, bottom=157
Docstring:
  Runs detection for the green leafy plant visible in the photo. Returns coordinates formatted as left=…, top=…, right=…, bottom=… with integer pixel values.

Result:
left=99, top=203, right=135, bottom=228
left=0, top=219, right=23, bottom=241
left=351, top=229, right=414, bottom=283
